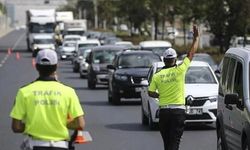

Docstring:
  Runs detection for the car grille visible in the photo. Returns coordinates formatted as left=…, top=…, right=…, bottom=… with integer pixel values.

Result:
left=190, top=97, right=209, bottom=106
left=131, top=76, right=145, bottom=84
left=186, top=113, right=212, bottom=120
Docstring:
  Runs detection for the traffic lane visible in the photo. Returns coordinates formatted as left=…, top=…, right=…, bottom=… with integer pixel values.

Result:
left=0, top=29, right=27, bottom=51
left=57, top=60, right=217, bottom=150
left=0, top=52, right=37, bottom=149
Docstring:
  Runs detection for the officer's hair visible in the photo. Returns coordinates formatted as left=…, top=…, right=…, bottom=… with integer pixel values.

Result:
left=163, top=58, right=176, bottom=65
left=36, top=64, right=57, bottom=76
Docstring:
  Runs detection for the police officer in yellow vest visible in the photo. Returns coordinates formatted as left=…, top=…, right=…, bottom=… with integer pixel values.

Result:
left=148, top=25, right=199, bottom=150
left=10, top=49, right=85, bottom=150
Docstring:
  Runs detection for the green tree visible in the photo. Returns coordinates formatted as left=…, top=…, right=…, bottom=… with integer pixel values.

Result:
left=117, top=0, right=149, bottom=35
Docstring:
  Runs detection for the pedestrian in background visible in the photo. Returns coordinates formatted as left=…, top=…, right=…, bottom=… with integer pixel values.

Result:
left=148, top=25, right=199, bottom=150
left=10, top=49, right=85, bottom=150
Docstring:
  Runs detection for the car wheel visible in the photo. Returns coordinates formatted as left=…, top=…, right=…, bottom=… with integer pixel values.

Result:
left=217, top=127, right=227, bottom=150
left=108, top=86, right=112, bottom=103
left=111, top=90, right=120, bottom=105
left=243, top=136, right=250, bottom=150
left=87, top=77, right=96, bottom=89
left=148, top=105, right=157, bottom=130
left=141, top=105, right=148, bottom=125
left=73, top=64, right=78, bottom=73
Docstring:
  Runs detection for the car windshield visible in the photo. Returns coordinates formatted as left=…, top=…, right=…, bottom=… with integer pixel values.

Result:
left=93, top=50, right=118, bottom=64
left=34, top=38, right=54, bottom=44
left=118, top=53, right=160, bottom=68
left=192, top=55, right=217, bottom=66
left=79, top=43, right=98, bottom=48
left=185, top=66, right=217, bottom=84
left=78, top=48, right=91, bottom=56
left=144, top=47, right=170, bottom=56
left=65, top=37, right=80, bottom=41
left=30, top=23, right=54, bottom=33
left=64, top=43, right=75, bottom=47
left=238, top=39, right=250, bottom=44
left=179, top=54, right=217, bottom=66
left=156, top=66, right=217, bottom=84
left=67, top=31, right=85, bottom=35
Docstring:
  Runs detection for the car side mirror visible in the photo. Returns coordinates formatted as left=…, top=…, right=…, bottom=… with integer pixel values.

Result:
left=107, top=64, right=115, bottom=70
left=86, top=56, right=90, bottom=64
left=214, top=69, right=220, bottom=74
left=225, top=93, right=239, bottom=105
left=78, top=56, right=83, bottom=60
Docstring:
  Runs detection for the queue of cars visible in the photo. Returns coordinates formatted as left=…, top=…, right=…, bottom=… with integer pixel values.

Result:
left=54, top=29, right=250, bottom=148
left=58, top=30, right=221, bottom=131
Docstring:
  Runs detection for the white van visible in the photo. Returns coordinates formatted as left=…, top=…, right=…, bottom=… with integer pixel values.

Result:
left=230, top=36, right=250, bottom=48
left=139, top=40, right=172, bottom=57
left=217, top=47, right=250, bottom=149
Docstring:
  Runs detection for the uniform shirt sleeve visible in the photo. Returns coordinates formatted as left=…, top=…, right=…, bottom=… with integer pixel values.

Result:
left=148, top=75, right=157, bottom=92
left=177, top=57, right=191, bottom=72
left=68, top=89, right=84, bottom=119
left=10, top=90, right=26, bottom=120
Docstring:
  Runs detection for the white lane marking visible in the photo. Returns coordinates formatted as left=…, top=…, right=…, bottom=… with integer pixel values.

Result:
left=0, top=32, right=25, bottom=68
left=12, top=32, right=25, bottom=51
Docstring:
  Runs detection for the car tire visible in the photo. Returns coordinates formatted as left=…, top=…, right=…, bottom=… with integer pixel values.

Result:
left=73, top=64, right=78, bottom=73
left=217, top=127, right=227, bottom=150
left=108, top=86, right=112, bottom=103
left=148, top=105, right=157, bottom=130
left=111, top=90, right=120, bottom=105
left=87, top=78, right=96, bottom=89
left=243, top=136, right=250, bottom=150
left=141, top=105, right=148, bottom=125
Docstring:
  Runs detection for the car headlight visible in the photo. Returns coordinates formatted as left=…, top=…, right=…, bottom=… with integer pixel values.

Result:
left=50, top=45, right=55, bottom=50
left=33, top=45, right=38, bottom=50
left=114, top=74, right=128, bottom=81
left=92, top=65, right=100, bottom=71
left=209, top=96, right=217, bottom=102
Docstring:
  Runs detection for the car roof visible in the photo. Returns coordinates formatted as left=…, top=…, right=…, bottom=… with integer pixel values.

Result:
left=226, top=47, right=250, bottom=61
left=91, top=45, right=127, bottom=51
left=139, top=40, right=172, bottom=47
left=76, top=39, right=100, bottom=44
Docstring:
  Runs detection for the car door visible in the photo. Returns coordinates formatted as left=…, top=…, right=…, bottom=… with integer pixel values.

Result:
left=221, top=57, right=237, bottom=146
left=227, top=60, right=244, bottom=149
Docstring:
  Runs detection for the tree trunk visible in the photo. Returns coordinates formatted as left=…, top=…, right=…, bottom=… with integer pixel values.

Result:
left=154, top=14, right=159, bottom=40
left=183, top=20, right=186, bottom=47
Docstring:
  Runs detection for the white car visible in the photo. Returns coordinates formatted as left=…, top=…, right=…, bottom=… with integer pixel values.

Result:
left=115, top=41, right=134, bottom=48
left=139, top=40, right=172, bottom=58
left=32, top=34, right=55, bottom=57
left=73, top=39, right=101, bottom=73
left=140, top=61, right=219, bottom=129
left=59, top=41, right=76, bottom=60
left=63, top=35, right=86, bottom=42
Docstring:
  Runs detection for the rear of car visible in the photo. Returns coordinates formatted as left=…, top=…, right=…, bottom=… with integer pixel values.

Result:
left=107, top=50, right=161, bottom=105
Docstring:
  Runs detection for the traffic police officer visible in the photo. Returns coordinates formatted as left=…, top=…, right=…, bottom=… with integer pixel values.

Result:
left=10, top=49, right=85, bottom=150
left=148, top=25, right=199, bottom=150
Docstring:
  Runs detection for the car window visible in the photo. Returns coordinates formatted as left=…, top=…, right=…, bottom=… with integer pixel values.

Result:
left=79, top=43, right=98, bottom=48
left=233, top=61, right=243, bottom=101
left=185, top=66, right=217, bottom=84
left=93, top=50, right=118, bottom=64
left=143, top=47, right=170, bottom=56
left=64, top=43, right=75, bottom=47
left=117, top=53, right=160, bottom=68
left=220, top=57, right=230, bottom=95
left=147, top=66, right=154, bottom=84
left=225, top=58, right=236, bottom=93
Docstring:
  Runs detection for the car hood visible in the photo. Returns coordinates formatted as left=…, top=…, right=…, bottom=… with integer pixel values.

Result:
left=115, top=68, right=150, bottom=77
left=36, top=44, right=54, bottom=48
left=185, top=84, right=218, bottom=97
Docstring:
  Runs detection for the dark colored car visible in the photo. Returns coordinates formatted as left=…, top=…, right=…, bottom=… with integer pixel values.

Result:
left=107, top=50, right=162, bottom=105
left=86, top=45, right=126, bottom=89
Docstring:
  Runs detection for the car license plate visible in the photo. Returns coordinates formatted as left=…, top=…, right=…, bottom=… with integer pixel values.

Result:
left=186, top=108, right=203, bottom=115
left=135, top=87, right=142, bottom=92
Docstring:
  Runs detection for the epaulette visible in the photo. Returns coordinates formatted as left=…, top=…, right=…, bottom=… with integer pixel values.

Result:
left=19, top=80, right=36, bottom=89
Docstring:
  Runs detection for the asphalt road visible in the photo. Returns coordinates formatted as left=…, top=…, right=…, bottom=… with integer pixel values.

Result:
left=0, top=29, right=217, bottom=150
